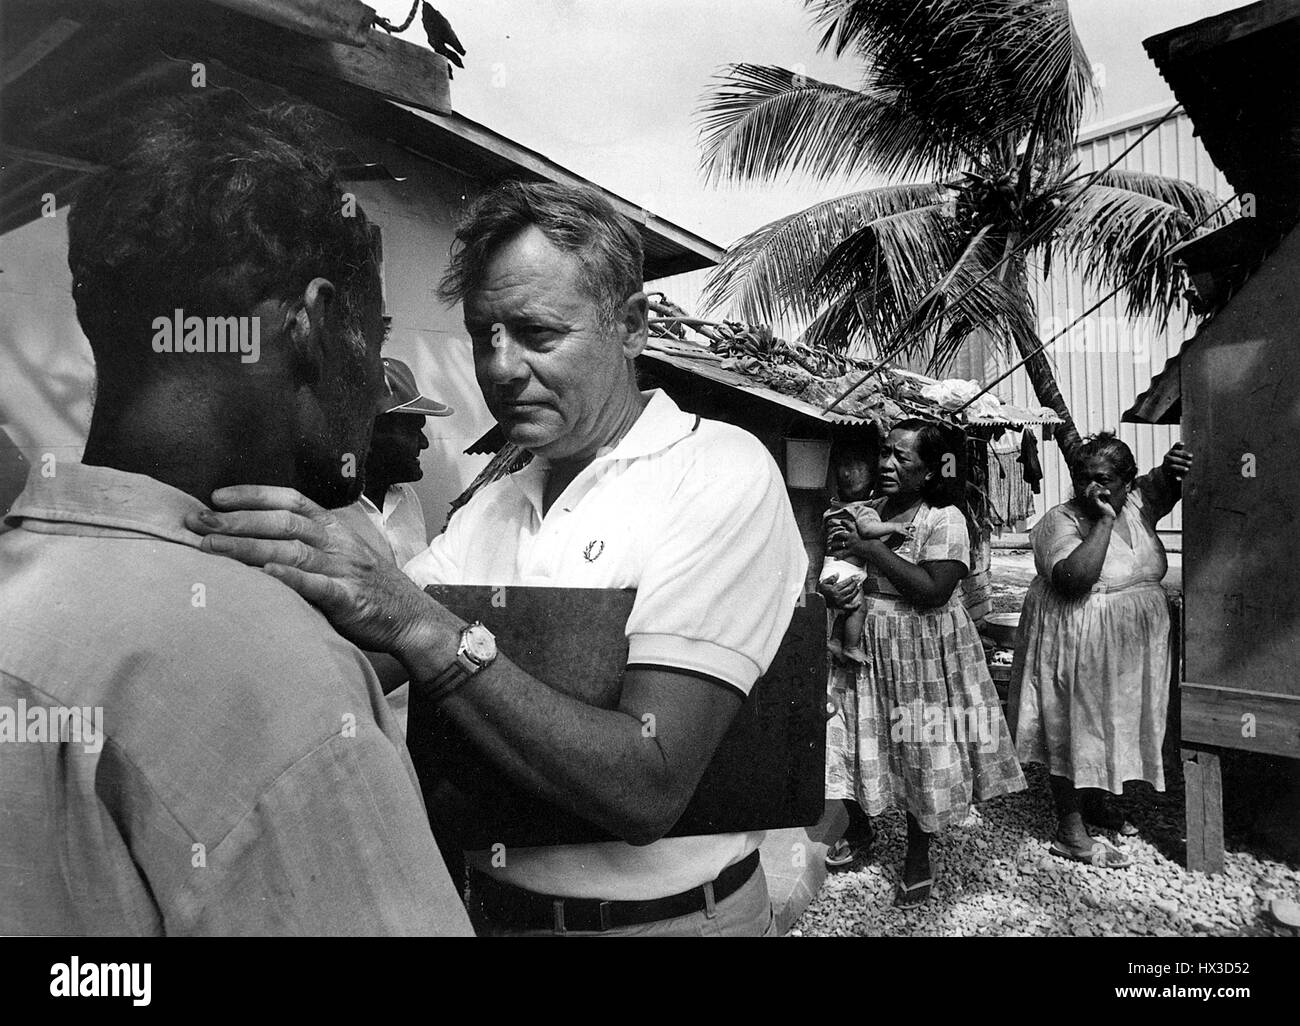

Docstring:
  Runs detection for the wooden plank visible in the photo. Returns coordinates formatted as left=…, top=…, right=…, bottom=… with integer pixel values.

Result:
left=133, top=2, right=450, bottom=116
left=1182, top=746, right=1225, bottom=874
left=1, top=16, right=81, bottom=87
left=203, top=0, right=374, bottom=46
left=1181, top=682, right=1300, bottom=758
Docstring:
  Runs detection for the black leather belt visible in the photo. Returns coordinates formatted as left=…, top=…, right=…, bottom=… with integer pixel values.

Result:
left=469, top=849, right=761, bottom=933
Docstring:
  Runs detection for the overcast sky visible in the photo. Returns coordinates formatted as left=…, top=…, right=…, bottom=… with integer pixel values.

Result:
left=373, top=0, right=1245, bottom=248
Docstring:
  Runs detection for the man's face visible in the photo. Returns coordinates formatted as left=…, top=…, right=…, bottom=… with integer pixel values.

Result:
left=295, top=281, right=387, bottom=508
left=366, top=412, right=428, bottom=488
left=463, top=226, right=634, bottom=463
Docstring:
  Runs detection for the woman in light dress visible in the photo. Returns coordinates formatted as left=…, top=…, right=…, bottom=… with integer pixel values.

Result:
left=1010, top=433, right=1192, bottom=868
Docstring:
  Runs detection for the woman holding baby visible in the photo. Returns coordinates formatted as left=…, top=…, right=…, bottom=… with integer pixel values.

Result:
left=821, top=420, right=1024, bottom=907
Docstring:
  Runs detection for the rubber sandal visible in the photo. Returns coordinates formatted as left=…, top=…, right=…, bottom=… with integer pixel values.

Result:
left=1048, top=837, right=1132, bottom=869
left=825, top=837, right=871, bottom=869
left=893, top=877, right=935, bottom=909
left=1083, top=800, right=1139, bottom=837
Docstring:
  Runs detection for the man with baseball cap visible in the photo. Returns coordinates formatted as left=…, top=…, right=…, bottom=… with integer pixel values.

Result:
left=355, top=356, right=453, bottom=568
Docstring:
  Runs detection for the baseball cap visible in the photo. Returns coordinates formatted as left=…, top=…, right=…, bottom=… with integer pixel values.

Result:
left=380, top=357, right=453, bottom=416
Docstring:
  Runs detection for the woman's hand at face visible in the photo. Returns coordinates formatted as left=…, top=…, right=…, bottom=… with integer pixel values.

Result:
left=1083, top=481, right=1116, bottom=521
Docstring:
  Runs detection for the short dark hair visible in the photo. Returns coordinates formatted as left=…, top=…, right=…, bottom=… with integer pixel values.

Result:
left=891, top=417, right=960, bottom=506
left=68, top=89, right=378, bottom=382
left=1074, top=431, right=1138, bottom=484
left=438, top=181, right=643, bottom=324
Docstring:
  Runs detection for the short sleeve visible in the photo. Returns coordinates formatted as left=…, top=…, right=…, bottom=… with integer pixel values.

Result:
left=624, top=427, right=808, bottom=695
left=851, top=504, right=881, bottom=532
left=915, top=505, right=970, bottom=571
left=1030, top=502, right=1085, bottom=578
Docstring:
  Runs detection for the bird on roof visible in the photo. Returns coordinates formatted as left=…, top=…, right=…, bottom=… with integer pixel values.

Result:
left=422, top=2, right=466, bottom=76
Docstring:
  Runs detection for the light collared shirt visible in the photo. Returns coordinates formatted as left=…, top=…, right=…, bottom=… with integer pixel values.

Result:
left=404, top=389, right=808, bottom=900
left=0, top=462, right=473, bottom=936
left=355, top=483, right=429, bottom=569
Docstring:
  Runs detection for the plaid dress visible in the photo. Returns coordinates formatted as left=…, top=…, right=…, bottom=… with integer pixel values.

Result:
left=825, top=502, right=1026, bottom=832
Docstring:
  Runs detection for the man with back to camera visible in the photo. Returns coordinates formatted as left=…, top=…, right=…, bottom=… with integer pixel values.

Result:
left=188, top=181, right=809, bottom=936
left=0, top=90, right=472, bottom=935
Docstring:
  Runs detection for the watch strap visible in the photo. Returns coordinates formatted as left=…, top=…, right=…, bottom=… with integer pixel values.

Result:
left=421, top=659, right=472, bottom=707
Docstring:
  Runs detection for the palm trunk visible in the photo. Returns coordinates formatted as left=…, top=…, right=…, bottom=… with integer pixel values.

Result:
left=1001, top=241, right=1082, bottom=467
left=1015, top=341, right=1081, bottom=464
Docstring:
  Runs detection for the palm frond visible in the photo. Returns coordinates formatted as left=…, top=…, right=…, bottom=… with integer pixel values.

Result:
left=812, top=214, right=1038, bottom=368
left=926, top=251, right=1041, bottom=372
left=1041, top=177, right=1233, bottom=322
left=804, top=0, right=1096, bottom=160
left=1093, top=169, right=1230, bottom=225
left=697, top=63, right=900, bottom=184
left=700, top=184, right=945, bottom=332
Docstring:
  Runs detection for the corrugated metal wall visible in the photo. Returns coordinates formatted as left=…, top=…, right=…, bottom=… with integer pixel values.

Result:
left=1009, top=106, right=1233, bottom=540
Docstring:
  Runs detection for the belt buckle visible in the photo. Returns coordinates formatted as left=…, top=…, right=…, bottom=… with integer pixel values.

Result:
left=597, top=900, right=613, bottom=931
left=703, top=881, right=718, bottom=919
left=552, top=900, right=565, bottom=935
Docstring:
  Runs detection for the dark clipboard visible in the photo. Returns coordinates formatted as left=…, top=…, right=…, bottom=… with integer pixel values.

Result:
left=405, top=585, right=827, bottom=849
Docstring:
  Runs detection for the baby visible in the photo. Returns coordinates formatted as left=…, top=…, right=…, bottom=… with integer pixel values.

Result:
left=820, top=502, right=914, bottom=664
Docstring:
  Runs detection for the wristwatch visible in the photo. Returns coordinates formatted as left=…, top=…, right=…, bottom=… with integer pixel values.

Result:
left=421, top=621, right=497, bottom=706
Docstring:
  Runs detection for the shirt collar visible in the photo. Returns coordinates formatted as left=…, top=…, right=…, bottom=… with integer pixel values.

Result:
left=507, top=389, right=698, bottom=512
left=5, top=461, right=211, bottom=547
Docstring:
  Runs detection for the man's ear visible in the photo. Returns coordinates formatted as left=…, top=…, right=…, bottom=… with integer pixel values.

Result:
left=619, top=291, right=649, bottom=360
left=286, top=277, right=337, bottom=385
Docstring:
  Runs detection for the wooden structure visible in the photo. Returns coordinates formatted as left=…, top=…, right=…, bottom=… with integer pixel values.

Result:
left=1131, top=0, right=1300, bottom=872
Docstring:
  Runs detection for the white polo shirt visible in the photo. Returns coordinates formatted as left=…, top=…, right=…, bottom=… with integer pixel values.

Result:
left=358, top=483, right=429, bottom=569
left=404, top=389, right=807, bottom=900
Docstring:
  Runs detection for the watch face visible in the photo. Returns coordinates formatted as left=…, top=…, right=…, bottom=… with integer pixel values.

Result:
left=461, top=622, right=497, bottom=665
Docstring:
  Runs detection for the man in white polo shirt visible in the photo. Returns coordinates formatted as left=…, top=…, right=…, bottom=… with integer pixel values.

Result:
left=188, top=181, right=807, bottom=936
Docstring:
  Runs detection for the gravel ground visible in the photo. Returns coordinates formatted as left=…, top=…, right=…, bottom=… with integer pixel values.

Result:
left=792, top=766, right=1300, bottom=937
left=793, top=548, right=1300, bottom=938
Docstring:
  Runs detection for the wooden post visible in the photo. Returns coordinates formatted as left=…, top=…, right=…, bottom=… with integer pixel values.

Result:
left=1182, top=744, right=1224, bottom=874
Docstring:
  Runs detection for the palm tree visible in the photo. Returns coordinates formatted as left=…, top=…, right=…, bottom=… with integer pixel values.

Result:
left=697, top=0, right=1230, bottom=459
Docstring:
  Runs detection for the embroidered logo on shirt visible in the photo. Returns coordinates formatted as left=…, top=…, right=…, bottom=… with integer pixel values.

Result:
left=583, top=539, right=605, bottom=562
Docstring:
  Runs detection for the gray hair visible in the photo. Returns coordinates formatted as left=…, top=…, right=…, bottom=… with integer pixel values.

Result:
left=438, top=181, right=644, bottom=324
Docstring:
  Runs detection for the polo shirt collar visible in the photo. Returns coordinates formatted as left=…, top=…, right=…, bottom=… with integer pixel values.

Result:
left=5, top=461, right=210, bottom=547
left=507, top=389, right=698, bottom=514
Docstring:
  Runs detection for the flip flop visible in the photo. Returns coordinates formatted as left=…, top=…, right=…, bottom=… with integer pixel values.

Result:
left=1048, top=837, right=1132, bottom=869
left=825, top=837, right=871, bottom=869
left=1083, top=801, right=1140, bottom=836
left=894, top=877, right=935, bottom=909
